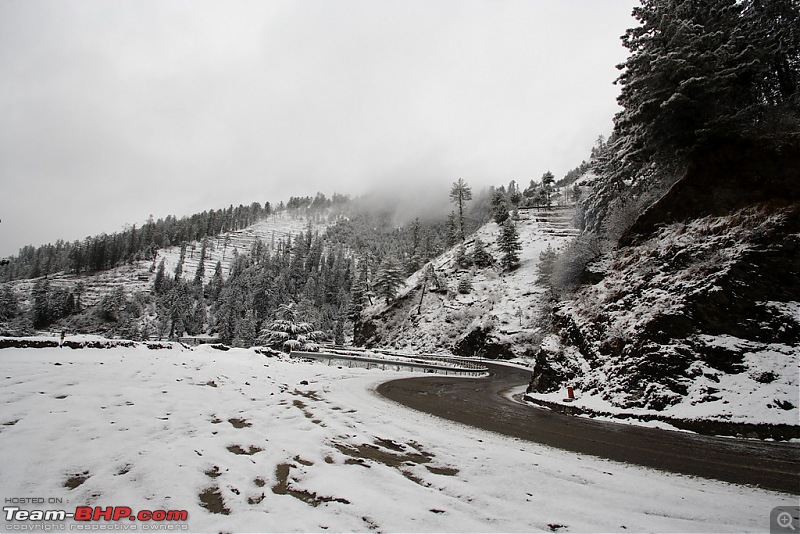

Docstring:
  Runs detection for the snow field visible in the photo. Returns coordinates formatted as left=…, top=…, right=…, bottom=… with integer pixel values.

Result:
left=0, top=343, right=795, bottom=533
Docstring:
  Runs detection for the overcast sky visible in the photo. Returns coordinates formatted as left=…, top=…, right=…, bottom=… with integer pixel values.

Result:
left=0, top=0, right=635, bottom=257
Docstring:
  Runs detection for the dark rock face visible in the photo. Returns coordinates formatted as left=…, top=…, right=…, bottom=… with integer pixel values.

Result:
left=452, top=327, right=516, bottom=360
left=528, top=350, right=571, bottom=394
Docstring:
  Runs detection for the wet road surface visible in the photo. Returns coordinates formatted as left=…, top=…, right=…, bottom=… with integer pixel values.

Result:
left=376, top=361, right=800, bottom=494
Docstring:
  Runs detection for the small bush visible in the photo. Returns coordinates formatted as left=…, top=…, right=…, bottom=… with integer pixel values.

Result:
left=458, top=276, right=473, bottom=294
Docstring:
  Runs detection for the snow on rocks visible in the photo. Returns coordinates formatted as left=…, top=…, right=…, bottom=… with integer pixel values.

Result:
left=534, top=206, right=800, bottom=430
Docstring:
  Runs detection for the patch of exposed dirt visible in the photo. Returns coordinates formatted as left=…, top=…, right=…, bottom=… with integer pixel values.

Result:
left=293, top=389, right=322, bottom=401
left=228, top=417, right=251, bottom=429
left=64, top=471, right=90, bottom=490
left=425, top=465, right=459, bottom=476
left=227, top=445, right=263, bottom=456
left=204, top=466, right=222, bottom=478
left=334, top=437, right=459, bottom=484
left=199, top=486, right=230, bottom=515
left=271, top=463, right=350, bottom=508
left=335, top=440, right=431, bottom=468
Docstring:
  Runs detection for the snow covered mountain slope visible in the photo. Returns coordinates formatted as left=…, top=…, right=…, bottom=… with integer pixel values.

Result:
left=152, top=212, right=320, bottom=287
left=4, top=212, right=323, bottom=310
left=356, top=205, right=579, bottom=358
left=529, top=140, right=800, bottom=430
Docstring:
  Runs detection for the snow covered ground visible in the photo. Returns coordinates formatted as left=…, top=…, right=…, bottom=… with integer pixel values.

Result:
left=1, top=340, right=795, bottom=533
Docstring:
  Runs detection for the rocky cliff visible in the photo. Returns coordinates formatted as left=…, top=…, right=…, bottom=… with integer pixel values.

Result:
left=530, top=138, right=800, bottom=426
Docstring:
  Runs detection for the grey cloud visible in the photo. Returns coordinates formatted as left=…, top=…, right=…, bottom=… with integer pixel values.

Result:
left=0, top=0, right=635, bottom=256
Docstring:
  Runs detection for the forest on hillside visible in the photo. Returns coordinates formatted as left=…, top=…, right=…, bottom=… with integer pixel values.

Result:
left=0, top=172, right=582, bottom=346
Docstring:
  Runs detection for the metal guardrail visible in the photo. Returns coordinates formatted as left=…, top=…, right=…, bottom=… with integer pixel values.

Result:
left=290, top=350, right=488, bottom=376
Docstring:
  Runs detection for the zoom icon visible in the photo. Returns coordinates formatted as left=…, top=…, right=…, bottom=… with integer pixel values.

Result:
left=772, top=507, right=800, bottom=533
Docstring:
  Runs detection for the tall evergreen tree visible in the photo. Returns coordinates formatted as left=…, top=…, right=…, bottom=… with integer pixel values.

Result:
left=374, top=257, right=404, bottom=304
left=0, top=286, right=18, bottom=321
left=537, top=244, right=557, bottom=286
left=234, top=309, right=258, bottom=348
left=154, top=258, right=167, bottom=295
left=193, top=239, right=207, bottom=286
left=259, top=302, right=321, bottom=352
left=207, top=261, right=223, bottom=303
left=174, top=243, right=186, bottom=281
left=472, top=236, right=494, bottom=268
left=450, top=178, right=473, bottom=242
left=334, top=313, right=345, bottom=346
left=491, top=190, right=509, bottom=224
left=541, top=172, right=555, bottom=206
left=31, top=279, right=50, bottom=329
left=498, top=219, right=522, bottom=271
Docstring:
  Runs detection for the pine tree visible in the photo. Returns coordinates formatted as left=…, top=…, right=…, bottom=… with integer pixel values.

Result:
left=192, top=290, right=208, bottom=334
left=541, top=172, right=555, bottom=207
left=154, top=258, right=167, bottom=295
left=174, top=243, right=186, bottom=281
left=234, top=309, right=258, bottom=348
left=31, top=279, right=50, bottom=329
left=348, top=277, right=367, bottom=322
left=334, top=315, right=345, bottom=346
left=450, top=178, right=473, bottom=241
left=207, top=261, right=223, bottom=302
left=491, top=190, right=509, bottom=224
left=472, top=236, right=494, bottom=268
left=0, top=286, right=18, bottom=321
left=168, top=281, right=193, bottom=338
left=258, top=302, right=321, bottom=352
left=193, top=239, right=207, bottom=286
left=498, top=219, right=522, bottom=271
left=537, top=244, right=557, bottom=286
left=374, top=257, right=404, bottom=304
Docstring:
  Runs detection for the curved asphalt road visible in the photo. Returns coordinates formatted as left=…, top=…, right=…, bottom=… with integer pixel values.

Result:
left=377, top=361, right=800, bottom=494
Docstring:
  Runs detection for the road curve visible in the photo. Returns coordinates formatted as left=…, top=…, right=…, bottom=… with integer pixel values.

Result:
left=376, top=361, right=800, bottom=494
